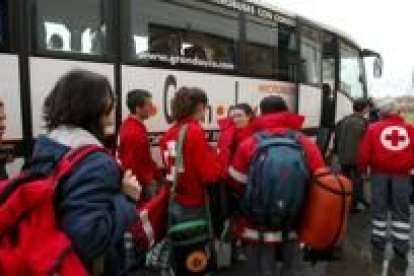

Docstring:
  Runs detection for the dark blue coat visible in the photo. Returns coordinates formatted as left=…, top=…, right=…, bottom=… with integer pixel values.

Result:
left=31, top=136, right=137, bottom=275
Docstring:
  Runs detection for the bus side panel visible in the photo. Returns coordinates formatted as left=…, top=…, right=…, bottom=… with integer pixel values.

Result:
left=122, top=66, right=238, bottom=166
left=0, top=53, right=23, bottom=140
left=29, top=57, right=114, bottom=136
left=336, top=91, right=353, bottom=123
left=121, top=66, right=237, bottom=132
left=237, top=79, right=296, bottom=115
left=297, top=84, right=322, bottom=129
left=0, top=54, right=24, bottom=177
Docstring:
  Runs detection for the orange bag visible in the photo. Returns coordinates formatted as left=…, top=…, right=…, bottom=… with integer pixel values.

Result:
left=298, top=167, right=353, bottom=250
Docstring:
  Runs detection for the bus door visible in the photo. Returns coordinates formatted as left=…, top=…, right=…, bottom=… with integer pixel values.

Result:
left=297, top=22, right=322, bottom=136
left=318, top=32, right=338, bottom=153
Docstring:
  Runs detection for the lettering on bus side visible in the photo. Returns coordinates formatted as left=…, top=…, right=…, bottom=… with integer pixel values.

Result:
left=162, top=74, right=214, bottom=125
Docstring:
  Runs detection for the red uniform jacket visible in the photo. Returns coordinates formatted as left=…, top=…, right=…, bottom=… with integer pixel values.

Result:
left=228, top=112, right=325, bottom=194
left=226, top=112, right=325, bottom=242
left=118, top=116, right=161, bottom=186
left=358, top=115, right=414, bottom=175
left=217, top=118, right=253, bottom=167
left=160, top=118, right=225, bottom=208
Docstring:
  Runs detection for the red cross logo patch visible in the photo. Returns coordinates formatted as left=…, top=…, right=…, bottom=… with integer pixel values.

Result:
left=380, top=126, right=410, bottom=151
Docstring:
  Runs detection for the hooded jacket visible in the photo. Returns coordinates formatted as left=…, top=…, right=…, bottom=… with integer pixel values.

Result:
left=30, top=127, right=137, bottom=275
left=226, top=112, right=325, bottom=243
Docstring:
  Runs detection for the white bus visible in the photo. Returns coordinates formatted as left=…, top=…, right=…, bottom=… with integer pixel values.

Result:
left=0, top=0, right=382, bottom=171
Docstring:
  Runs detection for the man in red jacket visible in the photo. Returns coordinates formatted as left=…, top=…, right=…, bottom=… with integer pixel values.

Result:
left=160, top=87, right=225, bottom=274
left=118, top=89, right=162, bottom=201
left=359, top=99, right=414, bottom=274
left=227, top=96, right=325, bottom=276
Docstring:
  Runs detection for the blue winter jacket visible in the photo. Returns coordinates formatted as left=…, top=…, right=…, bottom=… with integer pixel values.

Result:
left=30, top=136, right=137, bottom=275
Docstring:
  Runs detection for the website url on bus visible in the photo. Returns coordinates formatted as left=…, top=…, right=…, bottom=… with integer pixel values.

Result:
left=137, top=53, right=235, bottom=70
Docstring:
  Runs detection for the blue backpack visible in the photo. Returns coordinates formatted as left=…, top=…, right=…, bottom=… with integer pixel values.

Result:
left=244, top=131, right=310, bottom=230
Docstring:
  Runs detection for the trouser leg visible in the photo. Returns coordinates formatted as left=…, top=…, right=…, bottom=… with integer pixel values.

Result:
left=370, top=174, right=389, bottom=254
left=390, top=175, right=411, bottom=259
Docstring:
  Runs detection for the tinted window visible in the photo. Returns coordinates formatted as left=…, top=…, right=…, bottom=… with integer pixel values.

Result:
left=129, top=0, right=239, bottom=71
left=0, top=0, right=7, bottom=49
left=245, top=15, right=297, bottom=81
left=35, top=0, right=113, bottom=56
left=300, top=25, right=322, bottom=85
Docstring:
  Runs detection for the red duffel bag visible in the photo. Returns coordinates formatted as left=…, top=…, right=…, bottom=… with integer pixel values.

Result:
left=298, top=167, right=353, bottom=251
left=130, top=184, right=170, bottom=251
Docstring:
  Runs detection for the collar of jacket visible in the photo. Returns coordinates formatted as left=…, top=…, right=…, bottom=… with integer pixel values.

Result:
left=48, top=126, right=103, bottom=149
left=252, top=112, right=305, bottom=132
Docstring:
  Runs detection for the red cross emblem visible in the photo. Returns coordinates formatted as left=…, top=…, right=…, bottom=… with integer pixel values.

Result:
left=380, top=126, right=410, bottom=151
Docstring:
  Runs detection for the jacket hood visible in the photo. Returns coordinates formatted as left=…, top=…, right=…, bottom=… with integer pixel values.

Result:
left=251, top=112, right=304, bottom=132
left=31, top=127, right=103, bottom=174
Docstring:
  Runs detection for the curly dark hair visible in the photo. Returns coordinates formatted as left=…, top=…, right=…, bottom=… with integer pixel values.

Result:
left=171, top=86, right=208, bottom=121
left=43, top=69, right=115, bottom=141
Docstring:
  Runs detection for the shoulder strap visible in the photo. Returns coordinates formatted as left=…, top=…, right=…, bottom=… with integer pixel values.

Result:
left=54, top=145, right=108, bottom=181
left=171, top=125, right=188, bottom=195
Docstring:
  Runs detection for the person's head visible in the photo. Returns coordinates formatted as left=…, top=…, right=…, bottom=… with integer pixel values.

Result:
left=171, top=86, right=208, bottom=122
left=260, top=96, right=288, bottom=115
left=353, top=98, right=369, bottom=114
left=230, top=103, right=255, bottom=128
left=0, top=100, right=5, bottom=139
left=127, top=89, right=153, bottom=121
left=378, top=99, right=399, bottom=117
left=43, top=69, right=115, bottom=141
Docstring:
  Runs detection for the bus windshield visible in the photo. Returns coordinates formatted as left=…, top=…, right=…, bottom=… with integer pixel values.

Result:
left=340, top=42, right=365, bottom=99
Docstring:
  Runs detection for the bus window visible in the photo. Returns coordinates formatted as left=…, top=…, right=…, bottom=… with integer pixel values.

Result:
left=0, top=0, right=7, bottom=49
left=300, top=25, right=322, bottom=86
left=129, top=0, right=239, bottom=71
left=246, top=16, right=297, bottom=81
left=340, top=42, right=364, bottom=99
left=35, top=0, right=112, bottom=56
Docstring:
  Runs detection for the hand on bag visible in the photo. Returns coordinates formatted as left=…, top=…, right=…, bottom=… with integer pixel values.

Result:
left=122, top=170, right=142, bottom=202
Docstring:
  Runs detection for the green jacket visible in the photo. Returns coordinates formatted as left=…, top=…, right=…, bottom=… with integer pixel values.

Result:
left=335, top=113, right=367, bottom=166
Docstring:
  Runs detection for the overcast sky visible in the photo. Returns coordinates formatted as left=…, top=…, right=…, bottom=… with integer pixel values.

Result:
left=264, top=0, right=413, bottom=98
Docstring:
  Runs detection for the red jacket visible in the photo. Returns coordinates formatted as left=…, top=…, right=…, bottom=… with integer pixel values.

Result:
left=228, top=112, right=325, bottom=194
left=118, top=116, right=161, bottom=186
left=160, top=118, right=225, bottom=208
left=217, top=118, right=253, bottom=167
left=358, top=115, right=414, bottom=175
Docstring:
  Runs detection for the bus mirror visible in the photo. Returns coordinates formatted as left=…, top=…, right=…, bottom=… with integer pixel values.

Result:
left=373, top=57, right=383, bottom=78
left=362, top=49, right=383, bottom=78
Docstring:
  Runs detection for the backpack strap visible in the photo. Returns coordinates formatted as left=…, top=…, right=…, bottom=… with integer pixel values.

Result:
left=171, top=125, right=188, bottom=196
left=54, top=145, right=108, bottom=181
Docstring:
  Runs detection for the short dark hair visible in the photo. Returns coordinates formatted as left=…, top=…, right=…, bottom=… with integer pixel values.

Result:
left=233, top=103, right=255, bottom=119
left=171, top=87, right=208, bottom=121
left=353, top=98, right=368, bottom=112
left=43, top=69, right=115, bottom=141
left=260, top=96, right=288, bottom=115
left=127, top=89, right=152, bottom=113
